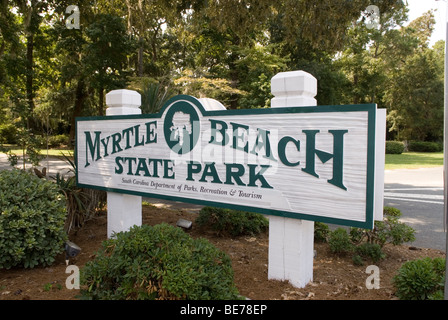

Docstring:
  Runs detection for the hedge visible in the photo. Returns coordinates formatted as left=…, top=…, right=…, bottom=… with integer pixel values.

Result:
left=385, top=141, right=404, bottom=154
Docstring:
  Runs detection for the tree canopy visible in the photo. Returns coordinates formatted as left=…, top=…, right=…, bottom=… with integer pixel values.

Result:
left=0, top=0, right=444, bottom=146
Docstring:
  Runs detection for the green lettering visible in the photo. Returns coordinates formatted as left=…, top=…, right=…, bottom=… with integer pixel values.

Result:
left=148, top=158, right=163, bottom=178
left=111, top=133, right=123, bottom=154
left=278, top=136, right=300, bottom=167
left=145, top=121, right=157, bottom=144
left=115, top=156, right=123, bottom=174
left=124, top=157, right=137, bottom=175
left=85, top=131, right=102, bottom=167
left=135, top=158, right=150, bottom=177
left=224, top=163, right=246, bottom=186
left=163, top=160, right=175, bottom=179
left=248, top=164, right=273, bottom=189
left=122, top=127, right=134, bottom=150
left=250, top=129, right=276, bottom=161
left=301, top=129, right=348, bottom=190
left=134, top=125, right=145, bottom=147
left=187, top=161, right=202, bottom=181
left=199, top=162, right=222, bottom=184
left=100, top=136, right=110, bottom=157
left=327, top=130, right=348, bottom=190
left=209, top=119, right=229, bottom=146
left=231, top=122, right=249, bottom=153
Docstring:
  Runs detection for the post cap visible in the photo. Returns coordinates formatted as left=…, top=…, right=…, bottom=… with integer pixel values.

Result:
left=271, top=71, right=317, bottom=107
left=106, top=89, right=141, bottom=108
left=271, top=71, right=317, bottom=97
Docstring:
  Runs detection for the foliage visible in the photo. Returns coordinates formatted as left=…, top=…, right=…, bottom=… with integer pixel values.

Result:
left=0, top=169, right=67, bottom=269
left=127, top=77, right=177, bottom=114
left=54, top=153, right=106, bottom=233
left=0, top=127, right=44, bottom=169
left=233, top=45, right=288, bottom=109
left=16, top=129, right=44, bottom=168
left=338, top=8, right=443, bottom=142
left=328, top=228, right=354, bottom=255
left=174, top=69, right=246, bottom=108
left=314, top=221, right=330, bottom=243
left=385, top=141, right=404, bottom=154
left=384, top=35, right=444, bottom=141
left=0, top=123, right=17, bottom=144
left=80, top=223, right=241, bottom=300
left=196, top=206, right=269, bottom=237
left=350, top=206, right=415, bottom=248
left=0, top=146, right=18, bottom=167
left=47, top=134, right=69, bottom=148
left=407, top=141, right=443, bottom=153
left=83, top=14, right=136, bottom=93
left=0, top=1, right=442, bottom=153
left=325, top=206, right=415, bottom=264
left=393, top=257, right=445, bottom=300
left=353, top=243, right=385, bottom=265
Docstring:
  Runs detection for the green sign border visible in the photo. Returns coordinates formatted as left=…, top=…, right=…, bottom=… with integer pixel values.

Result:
left=75, top=95, right=376, bottom=229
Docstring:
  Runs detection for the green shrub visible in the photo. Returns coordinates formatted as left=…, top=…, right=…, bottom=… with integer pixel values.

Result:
left=0, top=169, right=67, bottom=269
left=383, top=206, right=401, bottom=217
left=48, top=134, right=69, bottom=148
left=80, top=223, right=241, bottom=300
left=350, top=206, right=415, bottom=248
left=407, top=141, right=442, bottom=153
left=314, top=221, right=330, bottom=243
left=385, top=141, right=404, bottom=154
left=196, top=206, right=268, bottom=237
left=352, top=254, right=364, bottom=266
left=328, top=228, right=354, bottom=254
left=353, top=242, right=385, bottom=264
left=326, top=207, right=415, bottom=264
left=393, top=257, right=445, bottom=300
left=0, top=123, right=17, bottom=144
left=54, top=154, right=106, bottom=233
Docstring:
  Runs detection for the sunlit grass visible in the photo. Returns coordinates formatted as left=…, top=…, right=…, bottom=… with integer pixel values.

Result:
left=3, top=145, right=74, bottom=158
left=385, top=152, right=443, bottom=170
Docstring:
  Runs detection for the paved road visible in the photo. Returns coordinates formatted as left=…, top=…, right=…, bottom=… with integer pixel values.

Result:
left=384, top=167, right=446, bottom=251
left=0, top=153, right=73, bottom=177
left=1, top=153, right=446, bottom=251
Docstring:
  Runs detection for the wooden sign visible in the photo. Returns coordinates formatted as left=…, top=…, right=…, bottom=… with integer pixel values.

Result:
left=76, top=95, right=378, bottom=229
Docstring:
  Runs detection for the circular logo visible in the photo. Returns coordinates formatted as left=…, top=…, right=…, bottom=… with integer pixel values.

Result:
left=163, top=101, right=200, bottom=154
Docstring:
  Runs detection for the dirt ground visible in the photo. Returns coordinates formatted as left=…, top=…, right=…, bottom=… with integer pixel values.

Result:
left=0, top=203, right=445, bottom=301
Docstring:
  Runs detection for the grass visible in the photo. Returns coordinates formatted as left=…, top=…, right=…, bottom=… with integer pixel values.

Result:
left=385, top=152, right=443, bottom=170
left=1, top=145, right=74, bottom=158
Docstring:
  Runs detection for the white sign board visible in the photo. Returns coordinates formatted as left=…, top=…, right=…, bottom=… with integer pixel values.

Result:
left=76, top=95, right=378, bottom=229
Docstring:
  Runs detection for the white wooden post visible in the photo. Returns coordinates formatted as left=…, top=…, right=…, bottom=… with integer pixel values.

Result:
left=268, top=71, right=317, bottom=288
left=105, top=89, right=142, bottom=238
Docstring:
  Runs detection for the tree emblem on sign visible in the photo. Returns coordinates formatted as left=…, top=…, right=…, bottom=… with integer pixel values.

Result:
left=170, top=111, right=192, bottom=148
left=164, top=100, right=200, bottom=154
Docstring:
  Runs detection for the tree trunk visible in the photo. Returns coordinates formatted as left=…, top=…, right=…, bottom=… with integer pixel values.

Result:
left=26, top=34, right=35, bottom=129
left=138, top=36, right=144, bottom=77
left=98, top=87, right=104, bottom=116
left=69, top=79, right=87, bottom=144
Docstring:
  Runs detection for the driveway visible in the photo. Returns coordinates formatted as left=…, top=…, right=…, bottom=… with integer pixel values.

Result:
left=384, top=167, right=446, bottom=251
left=0, top=153, right=73, bottom=177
